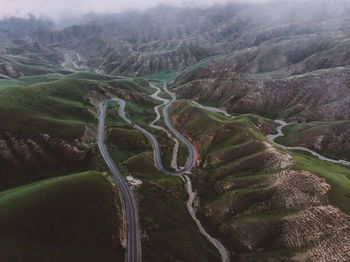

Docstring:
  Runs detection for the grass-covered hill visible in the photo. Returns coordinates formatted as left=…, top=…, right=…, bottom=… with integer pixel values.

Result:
left=103, top=102, right=221, bottom=261
left=0, top=68, right=349, bottom=261
left=168, top=100, right=350, bottom=261
left=0, top=73, right=97, bottom=189
left=0, top=71, right=155, bottom=261
left=171, top=66, right=350, bottom=163
left=0, top=71, right=153, bottom=189
left=275, top=120, right=350, bottom=162
left=0, top=171, right=124, bottom=262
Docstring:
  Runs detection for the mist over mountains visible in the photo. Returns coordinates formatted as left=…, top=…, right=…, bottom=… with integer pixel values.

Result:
left=1, top=1, right=350, bottom=261
left=0, top=0, right=314, bottom=21
left=1, top=0, right=350, bottom=78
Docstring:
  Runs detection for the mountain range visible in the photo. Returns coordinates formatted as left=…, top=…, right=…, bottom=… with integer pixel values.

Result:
left=0, top=1, right=350, bottom=261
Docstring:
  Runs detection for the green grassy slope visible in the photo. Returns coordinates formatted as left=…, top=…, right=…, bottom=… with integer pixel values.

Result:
left=276, top=120, right=350, bottom=161
left=0, top=171, right=124, bottom=262
left=17, top=74, right=63, bottom=85
left=0, top=73, right=155, bottom=190
left=105, top=87, right=182, bottom=170
left=170, top=100, right=350, bottom=214
left=0, top=78, right=93, bottom=139
left=0, top=77, right=96, bottom=190
left=291, top=151, right=350, bottom=214
left=0, top=71, right=220, bottom=261
left=168, top=100, right=350, bottom=260
left=0, top=72, right=215, bottom=261
left=104, top=104, right=221, bottom=261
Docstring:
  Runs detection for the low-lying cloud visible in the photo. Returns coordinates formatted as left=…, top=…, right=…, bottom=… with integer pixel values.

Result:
left=0, top=0, right=283, bottom=20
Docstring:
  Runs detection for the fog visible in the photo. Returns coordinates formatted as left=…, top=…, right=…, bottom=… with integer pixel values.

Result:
left=0, top=0, right=298, bottom=20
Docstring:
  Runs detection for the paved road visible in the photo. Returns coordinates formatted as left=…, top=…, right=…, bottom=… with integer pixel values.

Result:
left=104, top=84, right=195, bottom=176
left=98, top=80, right=234, bottom=262
left=149, top=84, right=179, bottom=170
left=267, top=120, right=350, bottom=166
left=192, top=101, right=232, bottom=117
left=97, top=86, right=196, bottom=261
left=161, top=81, right=195, bottom=175
left=98, top=101, right=140, bottom=262
left=191, top=101, right=350, bottom=167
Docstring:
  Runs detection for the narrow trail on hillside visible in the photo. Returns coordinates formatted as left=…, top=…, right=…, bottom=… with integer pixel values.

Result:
left=149, top=84, right=179, bottom=170
left=267, top=120, right=350, bottom=166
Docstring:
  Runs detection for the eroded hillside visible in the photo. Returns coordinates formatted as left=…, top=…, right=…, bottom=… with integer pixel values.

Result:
left=168, top=100, right=350, bottom=261
left=0, top=73, right=153, bottom=261
left=172, top=68, right=350, bottom=122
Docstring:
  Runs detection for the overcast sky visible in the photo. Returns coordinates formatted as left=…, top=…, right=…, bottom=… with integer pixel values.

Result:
left=0, top=0, right=277, bottom=20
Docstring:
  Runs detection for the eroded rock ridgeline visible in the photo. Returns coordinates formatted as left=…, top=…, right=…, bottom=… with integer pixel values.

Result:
left=180, top=99, right=350, bottom=261
left=173, top=68, right=350, bottom=122
left=0, top=131, right=90, bottom=175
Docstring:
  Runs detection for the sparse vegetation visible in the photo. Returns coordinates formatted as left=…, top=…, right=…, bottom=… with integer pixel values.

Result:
left=169, top=100, right=350, bottom=260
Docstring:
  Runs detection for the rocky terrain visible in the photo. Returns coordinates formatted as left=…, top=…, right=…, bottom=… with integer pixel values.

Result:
left=0, top=128, right=94, bottom=188
left=0, top=40, right=65, bottom=78
left=0, top=1, right=348, bottom=78
left=172, top=65, right=350, bottom=163
left=209, top=33, right=350, bottom=77
left=168, top=100, right=350, bottom=261
left=172, top=67, right=350, bottom=122
left=0, top=1, right=349, bottom=261
left=275, top=121, right=350, bottom=162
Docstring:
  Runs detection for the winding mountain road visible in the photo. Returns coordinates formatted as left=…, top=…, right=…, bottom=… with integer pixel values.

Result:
left=191, top=102, right=350, bottom=167
left=97, top=82, right=195, bottom=262
left=149, top=84, right=180, bottom=170
left=103, top=82, right=195, bottom=176
left=267, top=120, right=350, bottom=166
left=192, top=101, right=232, bottom=117
left=100, top=81, right=350, bottom=262
left=98, top=101, right=140, bottom=262
left=161, top=81, right=195, bottom=174
left=98, top=81, right=230, bottom=262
